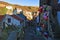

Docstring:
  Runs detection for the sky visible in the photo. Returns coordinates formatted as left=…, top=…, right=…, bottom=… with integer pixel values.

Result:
left=0, top=0, right=60, bottom=6
left=0, top=0, right=39, bottom=6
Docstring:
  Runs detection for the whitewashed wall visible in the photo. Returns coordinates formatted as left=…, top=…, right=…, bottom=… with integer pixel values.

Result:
left=3, top=15, right=21, bottom=26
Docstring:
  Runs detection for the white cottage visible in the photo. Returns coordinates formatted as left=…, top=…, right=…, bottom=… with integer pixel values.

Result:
left=23, top=11, right=33, bottom=20
left=6, top=6, right=13, bottom=15
left=0, top=15, right=24, bottom=29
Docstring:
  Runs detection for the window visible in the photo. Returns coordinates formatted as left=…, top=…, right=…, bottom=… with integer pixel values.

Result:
left=8, top=18, right=11, bottom=23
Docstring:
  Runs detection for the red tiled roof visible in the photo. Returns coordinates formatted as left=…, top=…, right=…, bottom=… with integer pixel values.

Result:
left=0, top=15, right=5, bottom=21
left=10, top=15, right=24, bottom=22
left=0, top=15, right=24, bottom=22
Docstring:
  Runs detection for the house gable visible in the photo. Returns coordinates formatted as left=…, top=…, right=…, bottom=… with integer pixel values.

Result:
left=4, top=15, right=24, bottom=26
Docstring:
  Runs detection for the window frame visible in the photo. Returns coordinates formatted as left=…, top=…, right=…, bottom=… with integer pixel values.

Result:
left=8, top=18, right=11, bottom=23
